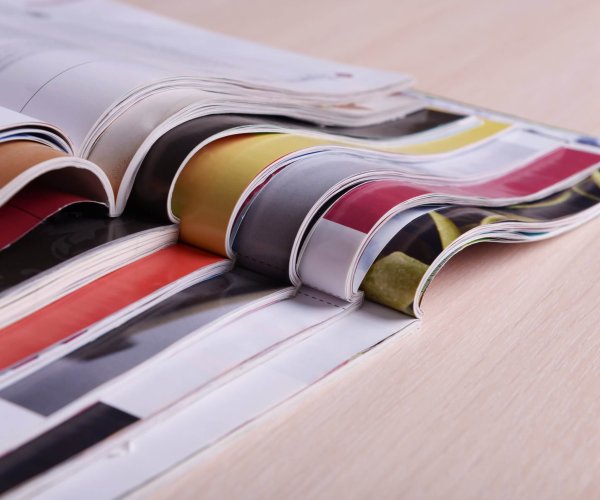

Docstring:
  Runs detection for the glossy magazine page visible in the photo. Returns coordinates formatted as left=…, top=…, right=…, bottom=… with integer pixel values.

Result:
left=1, top=3, right=600, bottom=496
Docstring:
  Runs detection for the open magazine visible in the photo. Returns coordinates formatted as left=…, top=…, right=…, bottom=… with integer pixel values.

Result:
left=0, top=0, right=599, bottom=497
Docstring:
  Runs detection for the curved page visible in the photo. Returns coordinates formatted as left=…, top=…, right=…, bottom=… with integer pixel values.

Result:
left=234, top=146, right=600, bottom=285
left=0, top=140, right=114, bottom=215
left=0, top=105, right=72, bottom=153
left=357, top=170, right=600, bottom=315
left=174, top=118, right=512, bottom=256
left=129, top=108, right=464, bottom=220
left=298, top=150, right=600, bottom=304
left=0, top=184, right=95, bottom=250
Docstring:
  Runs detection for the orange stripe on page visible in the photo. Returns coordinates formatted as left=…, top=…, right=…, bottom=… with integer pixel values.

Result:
left=0, top=244, right=224, bottom=370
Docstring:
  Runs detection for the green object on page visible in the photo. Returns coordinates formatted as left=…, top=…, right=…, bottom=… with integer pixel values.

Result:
left=361, top=251, right=428, bottom=315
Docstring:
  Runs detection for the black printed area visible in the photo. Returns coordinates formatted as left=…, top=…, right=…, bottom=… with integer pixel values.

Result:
left=0, top=204, right=160, bottom=293
left=0, top=403, right=138, bottom=494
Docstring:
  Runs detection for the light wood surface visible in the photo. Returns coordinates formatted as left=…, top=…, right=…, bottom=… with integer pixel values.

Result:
left=126, top=1, right=600, bottom=498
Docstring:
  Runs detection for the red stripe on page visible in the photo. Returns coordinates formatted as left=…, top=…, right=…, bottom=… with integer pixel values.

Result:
left=8, top=184, right=91, bottom=219
left=0, top=185, right=94, bottom=249
left=324, top=147, right=600, bottom=233
left=324, top=181, right=426, bottom=233
left=0, top=206, right=39, bottom=249
left=452, top=148, right=600, bottom=198
left=0, top=244, right=224, bottom=371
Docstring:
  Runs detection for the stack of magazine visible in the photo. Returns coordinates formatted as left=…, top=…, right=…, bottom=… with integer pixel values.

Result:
left=1, top=0, right=599, bottom=497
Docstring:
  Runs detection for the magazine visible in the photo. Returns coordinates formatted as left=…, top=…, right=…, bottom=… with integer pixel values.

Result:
left=0, top=1, right=600, bottom=497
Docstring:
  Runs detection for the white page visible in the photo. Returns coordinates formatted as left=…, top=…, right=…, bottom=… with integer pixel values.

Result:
left=0, top=104, right=72, bottom=151
left=0, top=0, right=414, bottom=155
left=104, top=289, right=353, bottom=418
left=0, top=0, right=411, bottom=98
left=0, top=289, right=348, bottom=454
left=0, top=105, right=39, bottom=129
left=18, top=303, right=417, bottom=500
left=0, top=35, right=172, bottom=148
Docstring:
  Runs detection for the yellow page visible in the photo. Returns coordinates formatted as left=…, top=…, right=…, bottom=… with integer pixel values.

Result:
left=174, top=134, right=319, bottom=256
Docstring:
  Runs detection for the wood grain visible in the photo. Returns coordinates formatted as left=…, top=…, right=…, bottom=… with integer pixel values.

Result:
left=124, top=1, right=600, bottom=498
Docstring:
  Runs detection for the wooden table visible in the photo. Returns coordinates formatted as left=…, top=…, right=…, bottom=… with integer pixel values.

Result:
left=126, top=1, right=600, bottom=498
